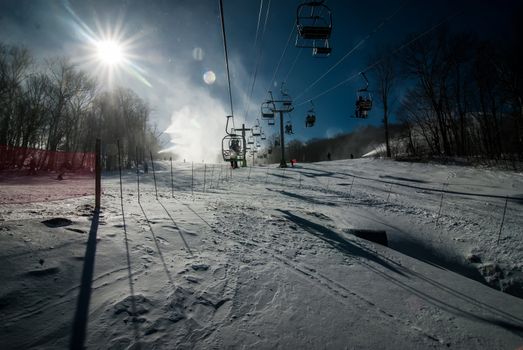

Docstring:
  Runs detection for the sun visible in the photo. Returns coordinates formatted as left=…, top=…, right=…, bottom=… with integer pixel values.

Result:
left=96, top=40, right=124, bottom=65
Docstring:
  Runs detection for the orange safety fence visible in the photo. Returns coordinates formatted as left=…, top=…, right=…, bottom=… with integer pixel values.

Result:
left=0, top=145, right=95, bottom=204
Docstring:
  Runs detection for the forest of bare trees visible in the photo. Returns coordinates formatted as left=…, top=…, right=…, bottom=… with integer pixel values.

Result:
left=397, top=26, right=522, bottom=164
left=0, top=43, right=159, bottom=171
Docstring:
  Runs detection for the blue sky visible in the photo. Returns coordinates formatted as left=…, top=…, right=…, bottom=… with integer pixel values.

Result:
left=0, top=0, right=519, bottom=161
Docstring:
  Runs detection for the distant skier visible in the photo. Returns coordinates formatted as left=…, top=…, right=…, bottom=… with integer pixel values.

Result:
left=143, top=161, right=149, bottom=174
left=327, top=152, right=331, bottom=161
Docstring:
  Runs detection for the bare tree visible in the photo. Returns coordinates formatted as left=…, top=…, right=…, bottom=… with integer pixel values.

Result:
left=370, top=49, right=397, bottom=158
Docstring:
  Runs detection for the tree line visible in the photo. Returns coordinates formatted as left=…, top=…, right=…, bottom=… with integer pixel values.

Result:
left=374, top=25, right=522, bottom=165
left=0, top=43, right=160, bottom=171
left=256, top=124, right=402, bottom=164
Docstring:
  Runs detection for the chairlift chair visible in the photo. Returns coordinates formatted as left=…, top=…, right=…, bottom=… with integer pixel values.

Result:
left=296, top=1, right=333, bottom=57
left=261, top=132, right=267, bottom=140
left=353, top=72, right=372, bottom=119
left=285, top=121, right=294, bottom=134
left=281, top=84, right=293, bottom=108
left=312, top=45, right=332, bottom=57
left=305, top=101, right=316, bottom=127
left=247, top=136, right=255, bottom=145
left=267, top=118, right=275, bottom=126
left=261, top=101, right=275, bottom=119
left=252, top=120, right=262, bottom=136
left=222, top=115, right=245, bottom=161
left=222, top=135, right=245, bottom=162
left=261, top=91, right=276, bottom=119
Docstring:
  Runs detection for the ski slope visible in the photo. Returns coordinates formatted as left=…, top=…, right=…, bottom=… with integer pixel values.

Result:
left=1, top=158, right=522, bottom=349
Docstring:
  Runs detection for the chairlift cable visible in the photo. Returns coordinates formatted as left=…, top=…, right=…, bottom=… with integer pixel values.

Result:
left=266, top=20, right=296, bottom=92
left=254, top=0, right=265, bottom=45
left=219, top=0, right=235, bottom=129
left=294, top=0, right=408, bottom=103
left=295, top=10, right=462, bottom=107
left=282, top=49, right=303, bottom=85
left=243, top=0, right=272, bottom=124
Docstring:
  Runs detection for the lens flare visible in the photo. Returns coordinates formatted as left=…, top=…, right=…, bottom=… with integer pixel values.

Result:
left=192, top=47, right=204, bottom=61
left=203, top=70, right=216, bottom=85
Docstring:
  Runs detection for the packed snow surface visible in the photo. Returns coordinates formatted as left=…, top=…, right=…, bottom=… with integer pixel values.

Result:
left=1, top=158, right=522, bottom=349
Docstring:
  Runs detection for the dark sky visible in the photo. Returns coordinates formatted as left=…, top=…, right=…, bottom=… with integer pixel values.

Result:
left=0, top=0, right=520, bottom=160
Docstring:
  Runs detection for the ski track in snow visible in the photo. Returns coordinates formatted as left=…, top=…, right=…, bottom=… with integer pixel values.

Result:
left=0, top=158, right=522, bottom=349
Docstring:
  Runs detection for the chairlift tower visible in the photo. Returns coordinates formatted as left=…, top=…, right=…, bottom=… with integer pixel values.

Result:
left=233, top=124, right=253, bottom=167
left=265, top=88, right=294, bottom=168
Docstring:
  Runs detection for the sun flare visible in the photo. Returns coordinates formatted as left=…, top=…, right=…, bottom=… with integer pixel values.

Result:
left=96, top=40, right=124, bottom=65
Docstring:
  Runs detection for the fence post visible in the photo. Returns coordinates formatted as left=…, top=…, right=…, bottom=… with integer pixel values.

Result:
left=136, top=148, right=140, bottom=201
left=149, top=151, right=158, bottom=200
left=497, top=196, right=509, bottom=245
left=95, top=138, right=101, bottom=209
left=203, top=164, right=207, bottom=193
left=217, top=164, right=222, bottom=187
left=435, top=183, right=447, bottom=227
left=191, top=162, right=194, bottom=196
left=209, top=164, right=214, bottom=189
left=170, top=156, right=174, bottom=198
left=386, top=183, right=393, bottom=203
left=117, top=140, right=124, bottom=204
left=347, top=176, right=355, bottom=199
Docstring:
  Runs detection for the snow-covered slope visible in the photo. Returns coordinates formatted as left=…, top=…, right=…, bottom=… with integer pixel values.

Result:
left=1, top=158, right=522, bottom=349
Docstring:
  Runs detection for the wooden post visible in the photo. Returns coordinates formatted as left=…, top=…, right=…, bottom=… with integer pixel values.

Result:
left=435, top=183, right=447, bottom=227
left=497, top=196, right=509, bottom=245
left=217, top=164, right=222, bottom=187
left=191, top=162, right=194, bottom=196
left=150, top=151, right=158, bottom=200
left=347, top=176, right=355, bottom=199
left=203, top=164, right=207, bottom=192
left=209, top=164, right=214, bottom=189
left=117, top=140, right=124, bottom=202
left=170, top=156, right=174, bottom=198
left=386, top=183, right=393, bottom=202
left=136, top=148, right=140, bottom=201
left=95, top=138, right=101, bottom=209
